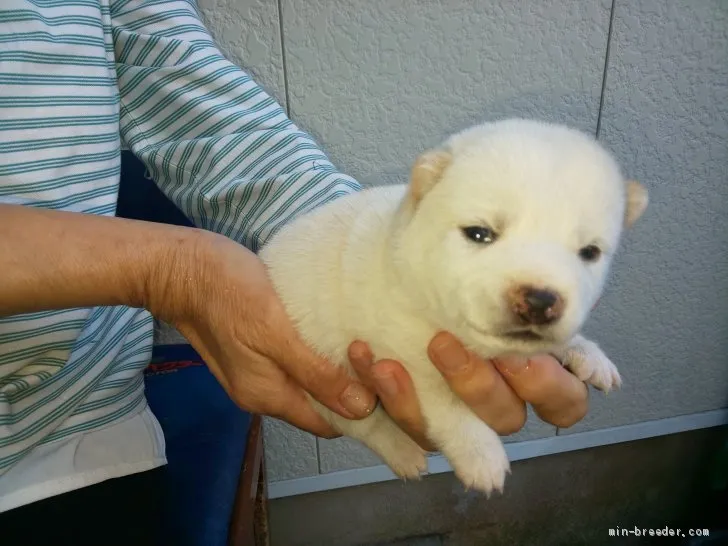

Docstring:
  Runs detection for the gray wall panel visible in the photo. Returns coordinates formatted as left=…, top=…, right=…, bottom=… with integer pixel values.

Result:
left=565, top=0, right=728, bottom=434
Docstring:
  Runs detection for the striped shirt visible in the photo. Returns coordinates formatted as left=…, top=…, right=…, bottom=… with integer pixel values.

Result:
left=0, top=0, right=359, bottom=510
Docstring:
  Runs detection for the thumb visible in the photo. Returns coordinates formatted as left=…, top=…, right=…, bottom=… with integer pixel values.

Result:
left=280, top=340, right=377, bottom=420
left=273, top=380, right=343, bottom=438
left=262, top=305, right=376, bottom=420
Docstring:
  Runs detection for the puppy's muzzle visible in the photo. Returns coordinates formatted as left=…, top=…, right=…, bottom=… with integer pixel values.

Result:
left=508, top=286, right=564, bottom=325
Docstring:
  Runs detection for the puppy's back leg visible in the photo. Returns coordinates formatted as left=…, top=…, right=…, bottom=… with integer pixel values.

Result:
left=311, top=399, right=428, bottom=480
left=420, top=391, right=510, bottom=494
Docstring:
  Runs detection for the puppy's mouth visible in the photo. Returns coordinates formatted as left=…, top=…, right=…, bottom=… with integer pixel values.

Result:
left=501, top=329, right=544, bottom=342
left=466, top=320, right=557, bottom=345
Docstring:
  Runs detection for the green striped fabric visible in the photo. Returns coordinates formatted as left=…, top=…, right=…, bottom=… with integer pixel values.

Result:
left=0, top=0, right=360, bottom=477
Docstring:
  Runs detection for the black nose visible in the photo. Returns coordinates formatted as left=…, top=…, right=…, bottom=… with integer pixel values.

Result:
left=525, top=289, right=557, bottom=312
left=509, top=287, right=564, bottom=325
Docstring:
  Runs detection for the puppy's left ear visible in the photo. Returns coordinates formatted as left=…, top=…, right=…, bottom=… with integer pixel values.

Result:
left=409, top=149, right=452, bottom=204
left=624, top=180, right=648, bottom=227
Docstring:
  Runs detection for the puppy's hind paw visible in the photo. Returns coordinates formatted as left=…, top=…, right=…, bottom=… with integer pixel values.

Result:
left=386, top=448, right=428, bottom=481
left=374, top=430, right=428, bottom=481
left=454, top=455, right=510, bottom=496
left=448, top=435, right=510, bottom=496
left=391, top=455, right=428, bottom=481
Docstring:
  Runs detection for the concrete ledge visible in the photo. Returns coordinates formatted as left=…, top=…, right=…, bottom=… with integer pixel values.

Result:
left=269, top=426, right=728, bottom=546
left=268, top=408, right=728, bottom=499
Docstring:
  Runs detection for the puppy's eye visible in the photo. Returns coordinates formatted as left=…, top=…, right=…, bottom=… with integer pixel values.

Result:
left=461, top=226, right=497, bottom=245
left=579, top=244, right=602, bottom=262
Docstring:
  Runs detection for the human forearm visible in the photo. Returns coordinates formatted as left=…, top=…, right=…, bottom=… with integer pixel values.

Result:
left=0, top=202, right=378, bottom=426
left=0, top=204, right=194, bottom=317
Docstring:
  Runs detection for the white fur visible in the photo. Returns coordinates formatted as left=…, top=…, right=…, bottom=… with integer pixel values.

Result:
left=259, top=118, right=645, bottom=494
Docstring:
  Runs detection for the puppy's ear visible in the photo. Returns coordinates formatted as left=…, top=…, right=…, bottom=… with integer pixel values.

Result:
left=624, top=180, right=648, bottom=227
left=409, top=149, right=452, bottom=203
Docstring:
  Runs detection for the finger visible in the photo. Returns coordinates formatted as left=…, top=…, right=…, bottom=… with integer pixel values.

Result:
left=270, top=381, right=342, bottom=439
left=348, top=341, right=377, bottom=390
left=428, top=332, right=527, bottom=435
left=369, top=360, right=436, bottom=451
left=221, top=355, right=342, bottom=439
left=494, top=355, right=589, bottom=428
left=263, top=306, right=377, bottom=420
left=180, top=311, right=348, bottom=436
left=349, top=343, right=435, bottom=450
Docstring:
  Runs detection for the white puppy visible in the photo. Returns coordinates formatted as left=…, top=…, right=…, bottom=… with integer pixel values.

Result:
left=259, top=118, right=648, bottom=494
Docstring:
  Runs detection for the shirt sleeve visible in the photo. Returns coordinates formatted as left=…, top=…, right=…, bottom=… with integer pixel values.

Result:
left=110, top=0, right=361, bottom=252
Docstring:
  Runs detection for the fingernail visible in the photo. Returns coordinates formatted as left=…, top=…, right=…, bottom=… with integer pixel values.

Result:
left=431, top=336, right=470, bottom=373
left=494, top=356, right=530, bottom=376
left=372, top=367, right=399, bottom=398
left=340, top=383, right=375, bottom=417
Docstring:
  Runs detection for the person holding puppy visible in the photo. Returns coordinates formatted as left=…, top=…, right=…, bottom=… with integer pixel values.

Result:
left=0, top=0, right=588, bottom=542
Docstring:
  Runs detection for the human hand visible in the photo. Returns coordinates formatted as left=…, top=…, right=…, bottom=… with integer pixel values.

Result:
left=349, top=331, right=588, bottom=450
left=147, top=229, right=375, bottom=437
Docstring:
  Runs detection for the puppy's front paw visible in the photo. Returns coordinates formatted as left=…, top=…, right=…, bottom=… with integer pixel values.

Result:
left=560, top=338, right=622, bottom=393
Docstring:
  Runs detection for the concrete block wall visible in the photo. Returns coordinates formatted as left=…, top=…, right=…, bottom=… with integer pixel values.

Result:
left=190, top=0, right=728, bottom=495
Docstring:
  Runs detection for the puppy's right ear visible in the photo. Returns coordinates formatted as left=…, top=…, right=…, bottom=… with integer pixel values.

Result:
left=408, top=149, right=452, bottom=204
left=624, top=180, right=648, bottom=228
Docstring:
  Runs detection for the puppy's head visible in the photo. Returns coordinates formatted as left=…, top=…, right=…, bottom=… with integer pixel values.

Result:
left=392, top=119, right=648, bottom=355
